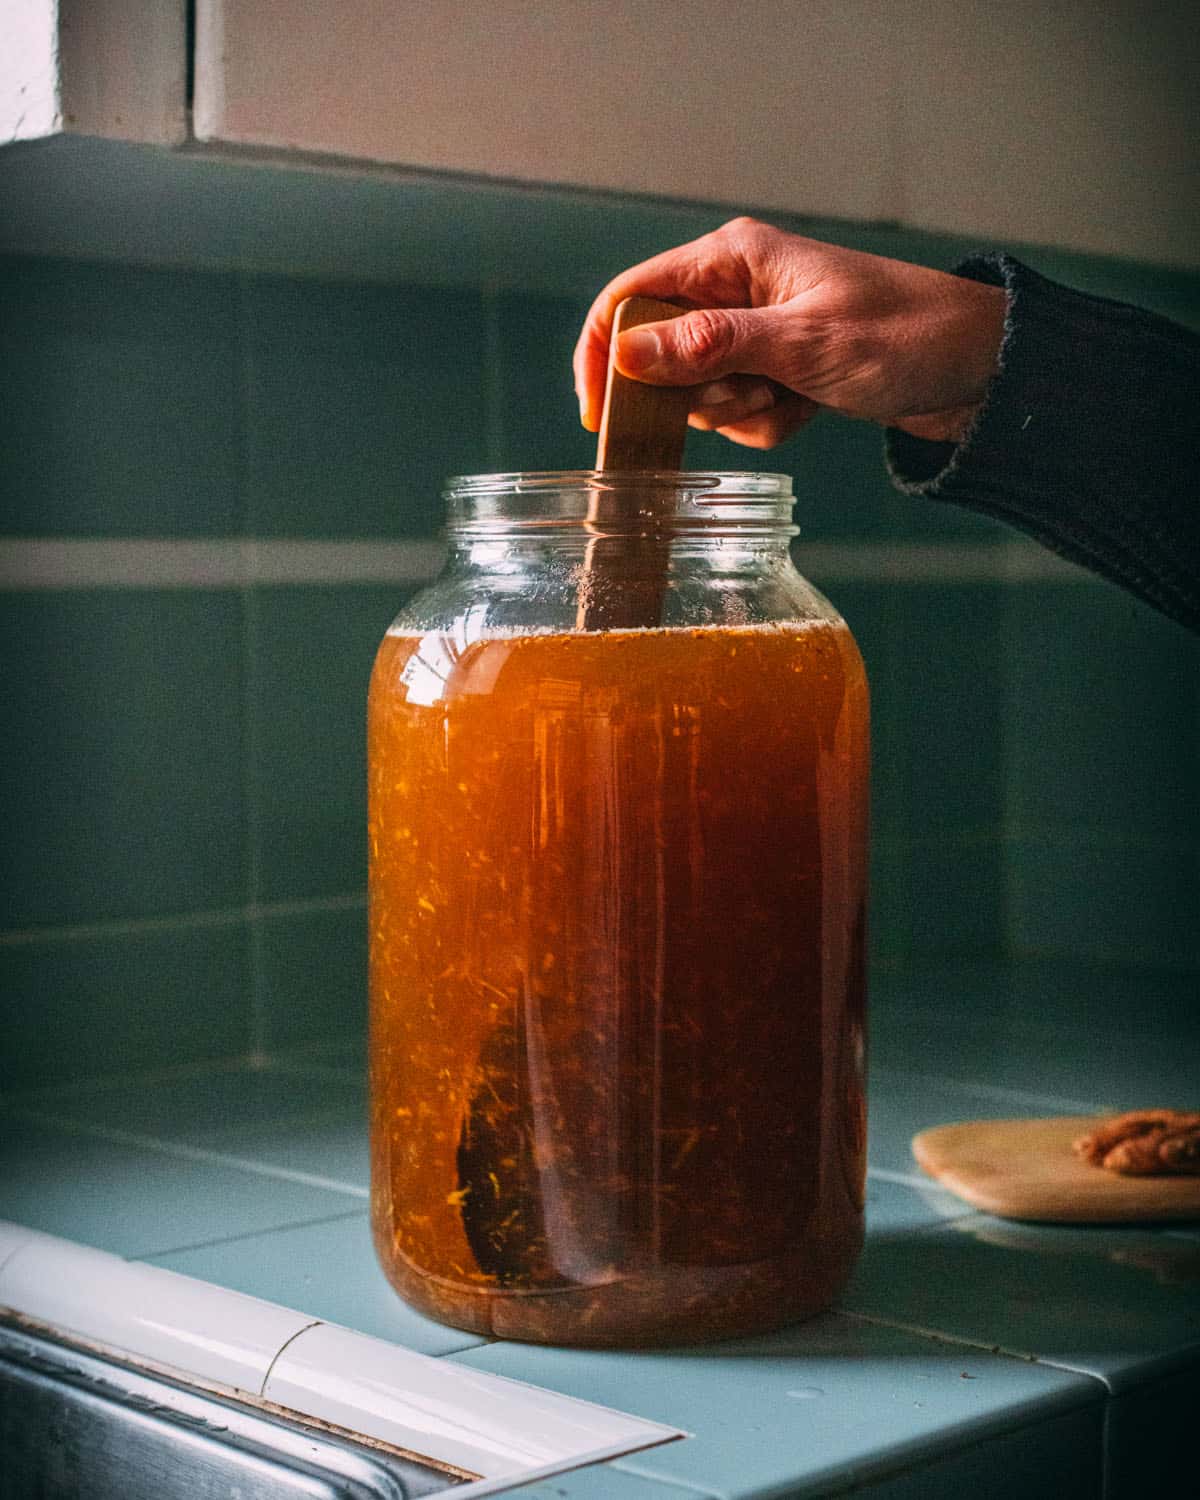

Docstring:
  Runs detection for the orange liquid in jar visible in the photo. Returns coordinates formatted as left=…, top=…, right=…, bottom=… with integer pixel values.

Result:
left=368, top=621, right=868, bottom=1345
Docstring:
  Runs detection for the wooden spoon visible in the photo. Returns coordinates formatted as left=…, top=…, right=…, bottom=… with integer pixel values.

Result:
left=576, top=296, right=692, bottom=631
left=595, top=295, right=693, bottom=471
left=455, top=300, right=693, bottom=1285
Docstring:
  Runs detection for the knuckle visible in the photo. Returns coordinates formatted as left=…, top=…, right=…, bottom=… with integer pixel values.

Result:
left=720, top=215, right=775, bottom=252
left=677, top=308, right=736, bottom=366
left=721, top=213, right=766, bottom=237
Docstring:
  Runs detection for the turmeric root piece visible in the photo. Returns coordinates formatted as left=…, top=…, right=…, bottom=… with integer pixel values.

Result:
left=1073, top=1110, right=1200, bottom=1177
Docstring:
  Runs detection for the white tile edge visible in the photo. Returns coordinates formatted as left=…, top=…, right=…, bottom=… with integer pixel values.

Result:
left=0, top=1222, right=683, bottom=1482
left=0, top=1225, right=314, bottom=1397
left=0, top=1221, right=40, bottom=1281
left=264, top=1318, right=683, bottom=1479
left=0, top=536, right=1096, bottom=590
left=0, top=538, right=447, bottom=590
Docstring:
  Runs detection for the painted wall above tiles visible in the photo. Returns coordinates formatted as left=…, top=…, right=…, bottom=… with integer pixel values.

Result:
left=8, top=2, right=1197, bottom=269
left=0, top=236, right=1197, bottom=1091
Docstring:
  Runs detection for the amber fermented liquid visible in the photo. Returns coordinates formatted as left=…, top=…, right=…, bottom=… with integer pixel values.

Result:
left=368, top=621, right=868, bottom=1345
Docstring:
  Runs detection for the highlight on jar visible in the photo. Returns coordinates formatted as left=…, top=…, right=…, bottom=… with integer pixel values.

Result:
left=367, top=301, right=869, bottom=1348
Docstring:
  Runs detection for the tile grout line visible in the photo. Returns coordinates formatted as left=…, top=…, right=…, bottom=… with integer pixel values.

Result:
left=866, top=1165, right=942, bottom=1190
left=845, top=1301, right=1200, bottom=1396
left=837, top=1308, right=1115, bottom=1394
left=610, top=1455, right=724, bottom=1499
left=263, top=1060, right=366, bottom=1083
left=480, top=282, right=506, bottom=473
left=236, top=271, right=269, bottom=1060
left=998, top=579, right=1023, bottom=968
left=242, top=577, right=269, bottom=1058
left=875, top=1067, right=1105, bottom=1115
left=1, top=1047, right=365, bottom=1108
left=5, top=1107, right=370, bottom=1199
left=135, top=1207, right=368, bottom=1265
left=880, top=573, right=914, bottom=969
left=0, top=892, right=367, bottom=949
left=195, top=1103, right=367, bottom=1144
left=868, top=1165, right=1031, bottom=1227
left=7, top=875, right=1183, bottom=952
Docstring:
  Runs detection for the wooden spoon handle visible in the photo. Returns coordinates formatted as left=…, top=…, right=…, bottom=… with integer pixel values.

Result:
left=595, top=297, right=692, bottom=471
left=576, top=297, right=690, bottom=631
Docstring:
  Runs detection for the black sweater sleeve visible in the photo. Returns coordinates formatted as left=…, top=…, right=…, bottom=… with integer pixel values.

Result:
left=885, top=254, right=1200, bottom=632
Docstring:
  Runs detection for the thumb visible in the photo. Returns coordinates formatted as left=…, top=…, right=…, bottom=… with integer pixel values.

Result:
left=615, top=305, right=785, bottom=386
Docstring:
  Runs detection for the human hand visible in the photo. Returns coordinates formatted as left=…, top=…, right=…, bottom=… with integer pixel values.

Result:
left=573, top=218, right=1007, bottom=448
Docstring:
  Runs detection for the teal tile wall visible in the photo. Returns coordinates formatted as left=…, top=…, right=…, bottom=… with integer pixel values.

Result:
left=492, top=292, right=596, bottom=472
left=1005, top=585, right=1196, bottom=841
left=1, top=217, right=1196, bottom=1090
left=254, top=902, right=367, bottom=1053
left=245, top=279, right=487, bottom=536
left=248, top=584, right=413, bottom=904
left=896, top=584, right=1009, bottom=842
left=0, top=590, right=246, bottom=929
left=1003, top=583, right=1199, bottom=967
left=0, top=920, right=249, bottom=1090
left=822, top=582, right=899, bottom=842
left=780, top=412, right=910, bottom=541
left=1011, top=840, right=1198, bottom=970
left=0, top=257, right=242, bottom=536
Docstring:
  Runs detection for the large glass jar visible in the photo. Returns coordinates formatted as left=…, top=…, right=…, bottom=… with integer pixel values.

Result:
left=368, top=472, right=868, bottom=1347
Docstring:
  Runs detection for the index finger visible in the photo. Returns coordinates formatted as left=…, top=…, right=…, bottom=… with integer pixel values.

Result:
left=572, top=226, right=757, bottom=431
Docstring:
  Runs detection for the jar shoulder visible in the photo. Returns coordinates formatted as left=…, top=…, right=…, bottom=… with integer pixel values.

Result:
left=384, top=553, right=848, bottom=639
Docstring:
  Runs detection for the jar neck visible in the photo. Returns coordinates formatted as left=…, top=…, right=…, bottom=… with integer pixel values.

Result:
left=442, top=470, right=799, bottom=543
left=393, top=473, right=833, bottom=635
left=447, top=534, right=797, bottom=578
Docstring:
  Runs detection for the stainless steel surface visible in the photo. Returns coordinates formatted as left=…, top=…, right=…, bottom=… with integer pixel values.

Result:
left=0, top=1320, right=460, bottom=1500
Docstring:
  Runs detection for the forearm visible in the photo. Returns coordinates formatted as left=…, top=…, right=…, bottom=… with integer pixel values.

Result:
left=886, top=255, right=1200, bottom=631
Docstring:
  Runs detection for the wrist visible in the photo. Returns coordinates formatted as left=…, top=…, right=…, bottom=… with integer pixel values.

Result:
left=957, top=279, right=1007, bottom=404
left=892, top=277, right=1007, bottom=445
left=893, top=407, right=980, bottom=444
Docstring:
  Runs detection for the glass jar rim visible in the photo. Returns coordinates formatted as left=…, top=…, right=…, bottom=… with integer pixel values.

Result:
left=443, top=470, right=796, bottom=534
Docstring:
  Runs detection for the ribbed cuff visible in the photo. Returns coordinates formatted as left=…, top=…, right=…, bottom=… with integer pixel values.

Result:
left=885, top=254, right=1200, bottom=630
left=884, top=254, right=1013, bottom=499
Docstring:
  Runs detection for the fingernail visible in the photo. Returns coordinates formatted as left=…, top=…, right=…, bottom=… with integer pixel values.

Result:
left=617, top=327, right=661, bottom=374
left=697, top=380, right=738, bottom=407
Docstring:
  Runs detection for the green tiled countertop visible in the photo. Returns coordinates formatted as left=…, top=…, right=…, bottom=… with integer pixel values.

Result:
left=2, top=963, right=1196, bottom=1499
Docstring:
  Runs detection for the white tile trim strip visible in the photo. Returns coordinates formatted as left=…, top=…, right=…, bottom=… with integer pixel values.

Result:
left=0, top=1224, right=316, bottom=1398
left=0, top=1223, right=683, bottom=1490
left=0, top=536, right=1095, bottom=590
left=262, top=1321, right=681, bottom=1488
left=797, top=540, right=1096, bottom=584
left=0, top=538, right=447, bottom=590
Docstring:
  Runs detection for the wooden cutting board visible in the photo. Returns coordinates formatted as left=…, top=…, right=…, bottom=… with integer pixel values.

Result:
left=913, top=1116, right=1200, bottom=1224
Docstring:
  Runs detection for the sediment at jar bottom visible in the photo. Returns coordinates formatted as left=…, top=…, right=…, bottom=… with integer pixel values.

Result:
left=368, top=622, right=870, bottom=1345
left=370, top=1207, right=863, bottom=1347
